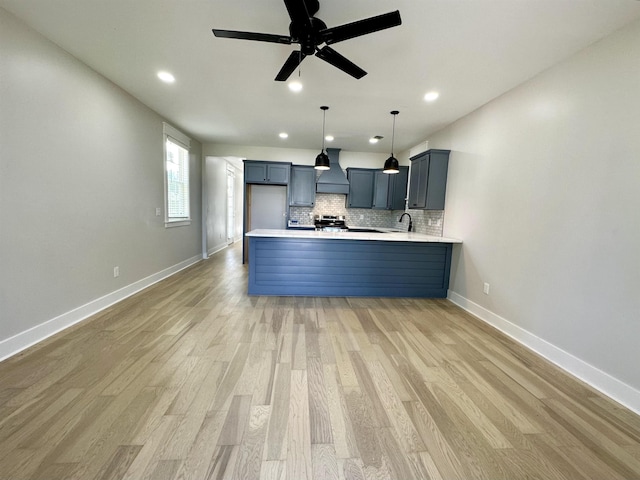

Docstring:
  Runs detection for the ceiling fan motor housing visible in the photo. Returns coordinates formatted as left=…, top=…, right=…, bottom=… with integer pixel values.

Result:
left=290, top=17, right=327, bottom=54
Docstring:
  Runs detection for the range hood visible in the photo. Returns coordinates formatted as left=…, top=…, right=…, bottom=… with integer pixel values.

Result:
left=316, top=148, right=350, bottom=194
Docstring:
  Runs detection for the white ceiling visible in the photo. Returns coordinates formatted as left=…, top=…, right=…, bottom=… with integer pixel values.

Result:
left=3, top=0, right=640, bottom=154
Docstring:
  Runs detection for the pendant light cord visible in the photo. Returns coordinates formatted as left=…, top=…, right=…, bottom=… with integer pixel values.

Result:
left=321, top=106, right=328, bottom=151
left=390, top=110, right=399, bottom=156
left=390, top=114, right=396, bottom=156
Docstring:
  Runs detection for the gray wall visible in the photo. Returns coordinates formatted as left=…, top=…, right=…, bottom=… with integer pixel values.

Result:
left=204, top=144, right=396, bottom=169
left=432, top=18, right=640, bottom=405
left=0, top=9, right=202, bottom=349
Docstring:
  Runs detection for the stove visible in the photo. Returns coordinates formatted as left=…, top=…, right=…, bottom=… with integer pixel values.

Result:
left=314, top=215, right=348, bottom=231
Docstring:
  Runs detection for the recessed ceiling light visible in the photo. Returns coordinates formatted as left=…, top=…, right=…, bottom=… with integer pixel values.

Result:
left=369, top=135, right=383, bottom=144
left=157, top=71, right=175, bottom=83
left=424, top=91, right=439, bottom=102
left=288, top=81, right=303, bottom=92
left=279, top=132, right=288, bottom=139
left=325, top=135, right=334, bottom=142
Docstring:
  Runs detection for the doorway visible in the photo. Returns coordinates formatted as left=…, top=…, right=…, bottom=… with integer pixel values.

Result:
left=226, top=166, right=235, bottom=245
left=203, top=156, right=244, bottom=258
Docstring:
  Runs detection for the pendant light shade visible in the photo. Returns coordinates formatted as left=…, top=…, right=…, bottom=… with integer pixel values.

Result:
left=315, top=106, right=331, bottom=170
left=383, top=110, right=400, bottom=174
left=315, top=151, right=330, bottom=170
left=383, top=156, right=399, bottom=173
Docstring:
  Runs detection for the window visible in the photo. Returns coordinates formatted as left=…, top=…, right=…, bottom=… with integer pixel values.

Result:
left=163, top=123, right=191, bottom=227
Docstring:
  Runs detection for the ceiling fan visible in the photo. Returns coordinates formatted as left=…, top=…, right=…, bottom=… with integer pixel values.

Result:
left=212, top=0, right=401, bottom=81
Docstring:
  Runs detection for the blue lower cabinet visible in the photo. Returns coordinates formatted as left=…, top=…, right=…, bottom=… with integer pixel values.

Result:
left=248, top=237, right=452, bottom=297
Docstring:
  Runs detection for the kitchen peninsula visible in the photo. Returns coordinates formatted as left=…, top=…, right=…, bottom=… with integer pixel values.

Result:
left=246, top=229, right=462, bottom=297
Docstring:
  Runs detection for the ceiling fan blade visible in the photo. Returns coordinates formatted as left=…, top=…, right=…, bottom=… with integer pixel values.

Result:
left=303, top=0, right=319, bottom=17
left=283, top=0, right=312, bottom=28
left=212, top=29, right=292, bottom=45
left=320, top=10, right=402, bottom=45
left=315, top=46, right=366, bottom=79
left=275, top=51, right=307, bottom=81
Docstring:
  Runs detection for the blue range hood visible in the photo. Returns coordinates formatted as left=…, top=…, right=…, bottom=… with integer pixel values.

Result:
left=316, top=148, right=350, bottom=194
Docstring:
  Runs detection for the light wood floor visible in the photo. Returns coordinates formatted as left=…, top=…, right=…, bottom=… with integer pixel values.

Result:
left=2, top=244, right=640, bottom=480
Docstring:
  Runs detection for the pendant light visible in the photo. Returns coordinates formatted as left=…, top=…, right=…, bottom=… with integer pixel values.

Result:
left=383, top=110, right=400, bottom=174
left=315, top=106, right=330, bottom=170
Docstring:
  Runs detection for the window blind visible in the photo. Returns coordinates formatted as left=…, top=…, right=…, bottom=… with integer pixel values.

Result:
left=163, top=122, right=191, bottom=225
left=166, top=137, right=190, bottom=220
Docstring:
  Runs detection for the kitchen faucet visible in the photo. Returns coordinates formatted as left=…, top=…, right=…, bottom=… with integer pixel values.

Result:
left=399, top=212, right=413, bottom=232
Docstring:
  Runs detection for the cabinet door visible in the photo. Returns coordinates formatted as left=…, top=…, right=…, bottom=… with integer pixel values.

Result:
left=389, top=166, right=409, bottom=210
left=346, top=169, right=374, bottom=208
left=408, top=150, right=450, bottom=210
left=408, top=154, right=427, bottom=209
left=372, top=170, right=390, bottom=209
left=245, top=162, right=267, bottom=183
left=266, top=164, right=290, bottom=184
left=289, top=166, right=316, bottom=206
left=425, top=151, right=449, bottom=210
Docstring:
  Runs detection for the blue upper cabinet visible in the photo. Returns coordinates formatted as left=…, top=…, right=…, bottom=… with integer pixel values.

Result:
left=372, top=170, right=390, bottom=209
left=244, top=161, right=291, bottom=185
left=389, top=166, right=409, bottom=210
left=289, top=165, right=316, bottom=206
left=346, top=168, right=375, bottom=208
left=373, top=166, right=408, bottom=210
left=408, top=149, right=450, bottom=210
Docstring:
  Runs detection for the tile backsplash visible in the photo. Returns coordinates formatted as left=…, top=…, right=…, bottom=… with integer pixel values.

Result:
left=289, top=193, right=445, bottom=236
left=393, top=209, right=444, bottom=236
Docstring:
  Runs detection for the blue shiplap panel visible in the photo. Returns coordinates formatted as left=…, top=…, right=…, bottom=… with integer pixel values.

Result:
left=248, top=237, right=453, bottom=297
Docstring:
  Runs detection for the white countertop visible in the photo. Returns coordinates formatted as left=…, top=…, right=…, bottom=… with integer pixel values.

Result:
left=246, top=228, right=462, bottom=244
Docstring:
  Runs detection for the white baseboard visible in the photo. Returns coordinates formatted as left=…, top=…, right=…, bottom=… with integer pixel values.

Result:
left=447, top=290, right=640, bottom=416
left=207, top=243, right=229, bottom=257
left=0, top=255, right=202, bottom=362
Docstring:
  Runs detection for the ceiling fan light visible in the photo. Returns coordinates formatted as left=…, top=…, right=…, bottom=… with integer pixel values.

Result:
left=383, top=156, right=399, bottom=174
left=315, top=151, right=330, bottom=170
left=288, top=81, right=303, bottom=92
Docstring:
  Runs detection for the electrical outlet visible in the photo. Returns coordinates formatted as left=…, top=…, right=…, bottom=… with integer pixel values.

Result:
left=155, top=207, right=161, bottom=217
left=483, top=282, right=490, bottom=295
left=428, top=219, right=432, bottom=226
left=113, top=266, right=120, bottom=278
left=359, top=215, right=364, bottom=220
